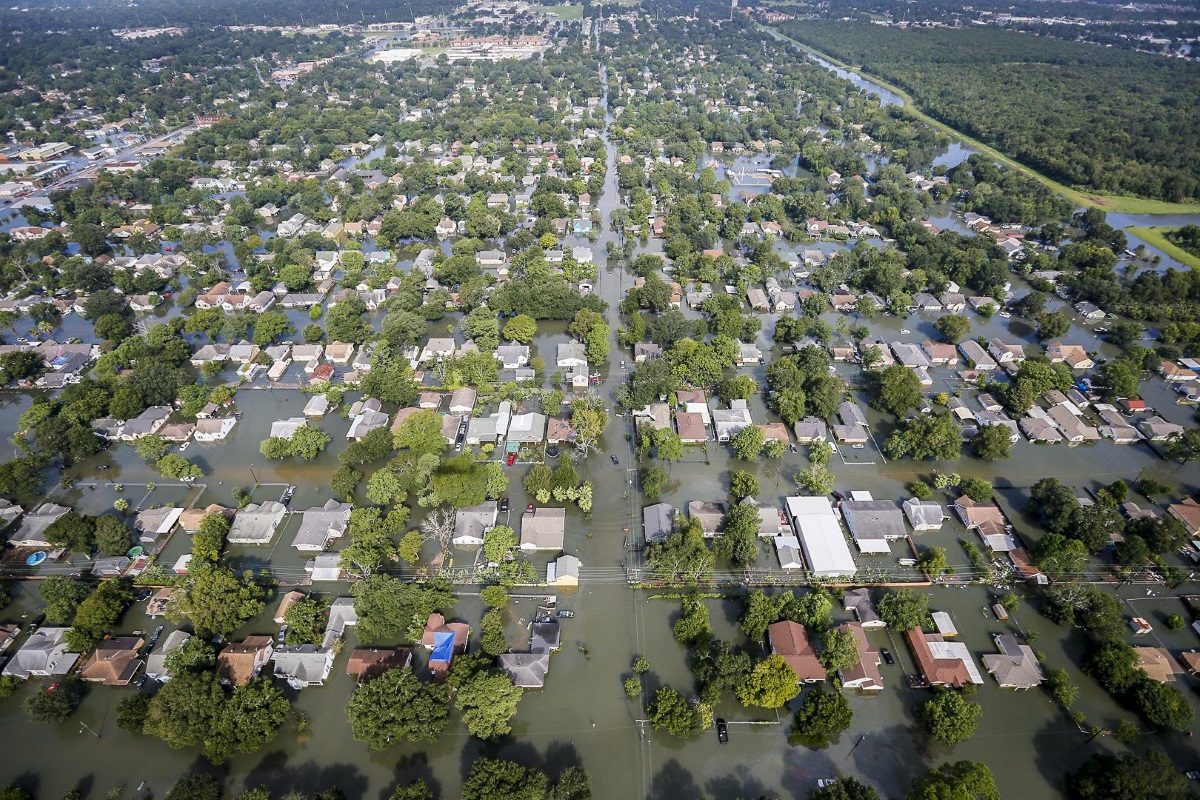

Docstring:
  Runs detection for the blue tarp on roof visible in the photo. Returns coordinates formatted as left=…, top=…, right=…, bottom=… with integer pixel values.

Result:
left=429, top=630, right=455, bottom=663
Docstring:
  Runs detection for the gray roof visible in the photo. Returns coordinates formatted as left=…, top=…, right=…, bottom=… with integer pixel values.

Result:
left=323, top=597, right=358, bottom=648
left=145, top=630, right=191, bottom=680
left=903, top=498, right=946, bottom=529
left=292, top=500, right=352, bottom=551
left=643, top=503, right=675, bottom=543
left=498, top=652, right=550, bottom=688
left=1, top=627, right=79, bottom=678
left=8, top=502, right=71, bottom=547
left=688, top=501, right=727, bottom=534
left=454, top=501, right=498, bottom=544
left=531, top=621, right=561, bottom=653
left=272, top=645, right=335, bottom=687
left=982, top=634, right=1044, bottom=689
left=838, top=402, right=868, bottom=428
left=843, top=588, right=882, bottom=626
left=842, top=500, right=907, bottom=547
left=548, top=554, right=580, bottom=582
left=228, top=501, right=287, bottom=545
left=520, top=507, right=566, bottom=551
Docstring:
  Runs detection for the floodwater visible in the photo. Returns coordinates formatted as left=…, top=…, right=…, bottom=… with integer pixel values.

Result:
left=3, top=60, right=1200, bottom=800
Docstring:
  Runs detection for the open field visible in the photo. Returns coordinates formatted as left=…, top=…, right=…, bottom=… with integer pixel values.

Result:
left=539, top=4, right=584, bottom=20
left=1127, top=226, right=1200, bottom=270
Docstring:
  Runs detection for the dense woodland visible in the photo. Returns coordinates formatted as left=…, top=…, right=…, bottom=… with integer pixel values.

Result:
left=778, top=21, right=1200, bottom=203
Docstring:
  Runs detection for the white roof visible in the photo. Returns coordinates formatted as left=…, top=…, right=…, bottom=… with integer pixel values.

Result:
left=784, top=496, right=857, bottom=578
left=932, top=611, right=958, bottom=636
left=928, top=640, right=985, bottom=684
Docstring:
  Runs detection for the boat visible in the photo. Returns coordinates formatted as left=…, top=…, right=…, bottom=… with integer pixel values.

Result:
left=556, top=610, right=574, bottom=619
left=281, top=485, right=296, bottom=504
left=179, top=442, right=190, bottom=452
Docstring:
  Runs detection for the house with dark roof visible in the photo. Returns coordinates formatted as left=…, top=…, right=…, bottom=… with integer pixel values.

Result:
left=216, top=636, right=275, bottom=686
left=767, top=621, right=826, bottom=683
left=982, top=634, right=1044, bottom=689
left=836, top=622, right=882, bottom=691
left=346, top=648, right=412, bottom=683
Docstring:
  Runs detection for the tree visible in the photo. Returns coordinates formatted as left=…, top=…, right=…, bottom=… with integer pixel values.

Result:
left=156, top=454, right=202, bottom=480
left=642, top=466, right=669, bottom=500
left=1134, top=679, right=1195, bottom=731
left=1101, top=360, right=1140, bottom=398
left=143, top=670, right=225, bottom=748
left=673, top=595, right=712, bottom=644
left=481, top=585, right=509, bottom=608
left=135, top=434, right=171, bottom=462
left=737, top=654, right=801, bottom=708
left=797, top=464, right=835, bottom=496
left=389, top=781, right=435, bottom=800
left=331, top=465, right=362, bottom=499
left=918, top=689, right=982, bottom=745
left=252, top=310, right=293, bottom=345
left=916, top=546, right=950, bottom=577
left=811, top=778, right=879, bottom=800
left=502, top=314, right=538, bottom=344
left=713, top=502, right=760, bottom=567
left=351, top=575, right=454, bottom=644
left=720, top=374, right=759, bottom=402
left=740, top=590, right=779, bottom=642
left=480, top=609, right=507, bottom=656
left=284, top=596, right=329, bottom=645
left=93, top=514, right=132, bottom=556
left=347, top=667, right=450, bottom=749
left=191, top=512, right=229, bottom=563
left=873, top=365, right=922, bottom=416
left=116, top=693, right=151, bottom=733
left=820, top=627, right=859, bottom=673
left=646, top=523, right=714, bottom=585
left=461, top=758, right=548, bottom=800
left=908, top=762, right=999, bottom=800
left=483, top=524, right=517, bottom=564
left=877, top=589, right=928, bottom=632
left=456, top=669, right=523, bottom=739
left=730, top=425, right=765, bottom=459
left=960, top=477, right=993, bottom=502
left=204, top=678, right=291, bottom=764
left=973, top=424, right=1011, bottom=460
left=1166, top=428, right=1200, bottom=462
left=884, top=414, right=962, bottom=461
left=569, top=309, right=610, bottom=362
left=1045, top=668, right=1078, bottom=708
left=570, top=397, right=609, bottom=458
left=67, top=579, right=132, bottom=651
left=788, top=688, right=853, bottom=749
left=391, top=410, right=445, bottom=457
left=290, top=426, right=332, bottom=460
left=934, top=315, right=971, bottom=343
left=168, top=566, right=269, bottom=637
left=342, top=426, right=397, bottom=466
left=165, top=775, right=221, bottom=800
left=44, top=512, right=94, bottom=554
left=1032, top=533, right=1088, bottom=577
left=729, top=470, right=759, bottom=500
left=39, top=576, right=90, bottom=624
left=1068, top=750, right=1187, bottom=800
left=25, top=678, right=85, bottom=723
left=548, top=767, right=592, bottom=800
left=647, top=687, right=705, bottom=737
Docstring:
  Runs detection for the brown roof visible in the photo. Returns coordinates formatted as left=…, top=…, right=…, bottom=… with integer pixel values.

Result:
left=216, top=635, right=274, bottom=686
left=547, top=417, right=575, bottom=442
left=1135, top=646, right=1180, bottom=683
left=80, top=636, right=144, bottom=685
left=346, top=648, right=412, bottom=682
left=146, top=587, right=175, bottom=616
left=675, top=411, right=708, bottom=442
left=905, top=629, right=971, bottom=687
left=767, top=621, right=825, bottom=682
left=1178, top=651, right=1200, bottom=675
left=390, top=406, right=422, bottom=433
left=421, top=613, right=470, bottom=652
left=273, top=591, right=306, bottom=624
left=1168, top=498, right=1200, bottom=534
left=178, top=504, right=233, bottom=533
left=676, top=389, right=707, bottom=405
left=757, top=423, right=791, bottom=443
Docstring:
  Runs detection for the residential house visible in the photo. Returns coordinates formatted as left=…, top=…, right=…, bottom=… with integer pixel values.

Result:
left=145, top=630, right=190, bottom=681
left=1159, top=361, right=1198, bottom=383
left=747, top=287, right=770, bottom=312
left=292, top=500, right=352, bottom=552
left=1140, top=416, right=1184, bottom=442
left=216, top=636, right=275, bottom=686
left=80, top=637, right=144, bottom=685
left=793, top=417, right=828, bottom=444
left=119, top=406, right=171, bottom=440
left=714, top=399, right=753, bottom=442
left=423, top=612, right=470, bottom=678
left=837, top=622, right=883, bottom=691
left=1075, top=301, right=1105, bottom=320
left=135, top=506, right=183, bottom=547
left=841, top=500, right=908, bottom=555
left=922, top=341, right=959, bottom=367
left=767, top=621, right=826, bottom=683
left=633, top=342, right=663, bottom=363
left=643, top=503, right=675, bottom=544
left=546, top=554, right=581, bottom=587
left=347, top=398, right=390, bottom=441
left=903, top=499, right=946, bottom=530
left=905, top=628, right=984, bottom=687
left=496, top=345, right=530, bottom=369
left=227, top=501, right=287, bottom=545
left=1045, top=341, right=1094, bottom=370
left=688, top=501, right=727, bottom=537
left=1134, top=646, right=1180, bottom=683
left=737, top=341, right=762, bottom=366
left=1, top=628, right=79, bottom=678
left=305, top=553, right=342, bottom=582
left=675, top=411, right=709, bottom=444
left=273, top=645, right=336, bottom=689
left=982, top=634, right=1044, bottom=689
left=1168, top=498, right=1200, bottom=535
left=449, top=388, right=477, bottom=414
left=7, top=502, right=70, bottom=548
left=958, top=340, right=997, bottom=370
left=988, top=339, right=1025, bottom=365
left=346, top=648, right=412, bottom=683
left=520, top=507, right=566, bottom=551
left=453, top=501, right=498, bottom=547
left=843, top=588, right=884, bottom=628
left=195, top=417, right=236, bottom=441
left=839, top=402, right=868, bottom=429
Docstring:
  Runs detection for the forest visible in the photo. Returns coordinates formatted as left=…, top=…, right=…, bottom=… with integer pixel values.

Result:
left=776, top=21, right=1200, bottom=203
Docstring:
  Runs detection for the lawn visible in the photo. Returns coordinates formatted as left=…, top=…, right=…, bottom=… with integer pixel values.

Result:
left=765, top=25, right=1200, bottom=216
left=539, top=4, right=584, bottom=20
left=1126, top=227, right=1200, bottom=270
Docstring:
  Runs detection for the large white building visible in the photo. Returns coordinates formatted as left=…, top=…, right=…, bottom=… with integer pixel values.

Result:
left=784, top=496, right=857, bottom=578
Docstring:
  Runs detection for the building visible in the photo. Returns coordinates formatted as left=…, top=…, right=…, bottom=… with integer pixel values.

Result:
left=227, top=501, right=287, bottom=545
left=135, top=506, right=183, bottom=546
left=216, top=636, right=275, bottom=686
left=1168, top=498, right=1200, bottom=535
left=547, top=554, right=581, bottom=587
left=422, top=613, right=470, bottom=679
left=520, top=507, right=566, bottom=551
left=291, top=500, right=352, bottom=552
left=767, top=621, right=826, bottom=683
left=7, top=502, right=71, bottom=548
left=903, top=499, right=946, bottom=530
left=498, top=652, right=551, bottom=688
left=982, top=634, right=1044, bottom=689
left=905, top=628, right=984, bottom=687
left=346, top=648, right=412, bottom=683
left=145, top=630, right=190, bottom=682
left=675, top=411, right=709, bottom=444
left=793, top=417, right=828, bottom=444
left=784, top=496, right=857, bottom=578
left=841, top=500, right=907, bottom=555
left=80, top=637, right=145, bottom=685
left=273, top=645, right=336, bottom=689
left=643, top=503, right=675, bottom=544
left=713, top=400, right=753, bottom=442
left=688, top=501, right=727, bottom=537
left=453, top=501, right=498, bottom=547
left=843, top=588, right=884, bottom=628
left=1134, top=646, right=1181, bottom=683
left=837, top=622, right=883, bottom=691
left=0, top=628, right=79, bottom=678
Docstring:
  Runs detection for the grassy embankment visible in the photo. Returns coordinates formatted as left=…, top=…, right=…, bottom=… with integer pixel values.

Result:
left=765, top=25, right=1200, bottom=217
left=1126, top=227, right=1200, bottom=270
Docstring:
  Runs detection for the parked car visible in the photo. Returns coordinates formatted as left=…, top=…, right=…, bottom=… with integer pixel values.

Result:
left=505, top=452, right=517, bottom=466
left=716, top=718, right=729, bottom=743
left=881, top=648, right=895, bottom=666
left=610, top=454, right=619, bottom=465
left=526, top=504, right=534, bottom=513
left=499, top=498, right=509, bottom=513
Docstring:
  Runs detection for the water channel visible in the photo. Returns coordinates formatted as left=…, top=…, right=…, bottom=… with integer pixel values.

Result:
left=1, top=44, right=1200, bottom=800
